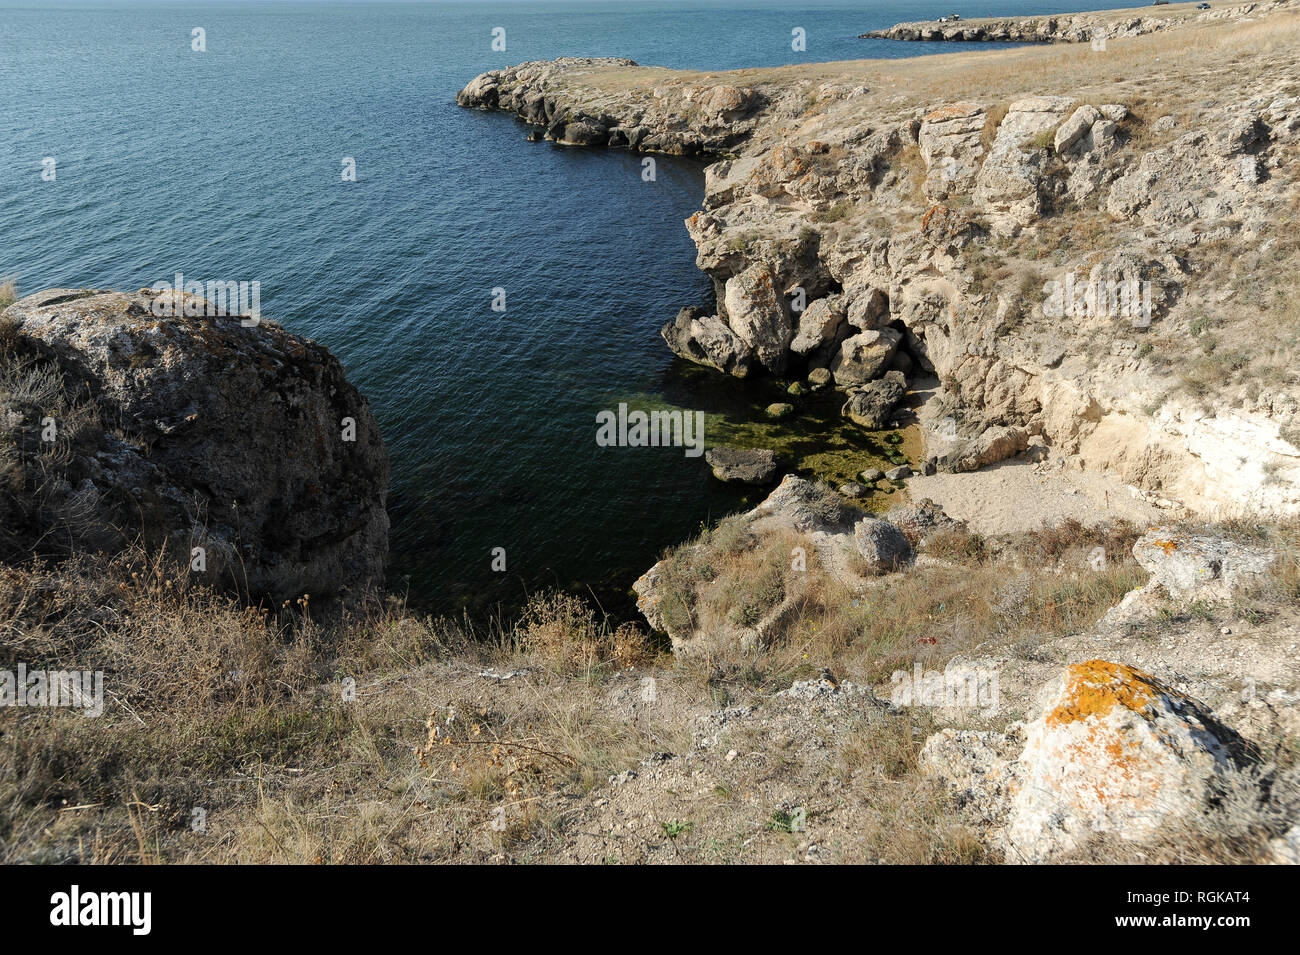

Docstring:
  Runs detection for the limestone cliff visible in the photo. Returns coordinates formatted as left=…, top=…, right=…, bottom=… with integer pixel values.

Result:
left=459, top=7, right=1300, bottom=517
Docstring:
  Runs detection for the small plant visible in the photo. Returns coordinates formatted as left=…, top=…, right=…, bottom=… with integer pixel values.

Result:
left=766, top=809, right=802, bottom=833
left=1020, top=128, right=1056, bottom=152
left=661, top=819, right=693, bottom=839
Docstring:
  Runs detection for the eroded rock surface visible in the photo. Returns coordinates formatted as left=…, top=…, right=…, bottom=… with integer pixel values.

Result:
left=1, top=288, right=389, bottom=601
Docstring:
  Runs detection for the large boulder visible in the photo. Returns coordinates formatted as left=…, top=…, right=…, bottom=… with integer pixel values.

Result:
left=830, top=328, right=903, bottom=387
left=1132, top=527, right=1276, bottom=601
left=1, top=288, right=390, bottom=601
left=1005, top=661, right=1255, bottom=863
left=661, top=306, right=752, bottom=377
left=789, top=296, right=845, bottom=357
left=1053, top=104, right=1102, bottom=155
left=722, top=263, right=793, bottom=374
left=841, top=370, right=907, bottom=429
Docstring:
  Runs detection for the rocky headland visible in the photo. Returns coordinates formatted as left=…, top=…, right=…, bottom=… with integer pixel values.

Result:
left=860, top=0, right=1292, bottom=43
left=459, top=4, right=1300, bottom=519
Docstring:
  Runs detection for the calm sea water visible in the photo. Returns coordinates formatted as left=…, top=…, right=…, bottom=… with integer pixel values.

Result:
left=0, top=0, right=1133, bottom=614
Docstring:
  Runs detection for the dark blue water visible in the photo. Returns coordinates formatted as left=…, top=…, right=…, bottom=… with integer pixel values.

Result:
left=0, top=0, right=1139, bottom=613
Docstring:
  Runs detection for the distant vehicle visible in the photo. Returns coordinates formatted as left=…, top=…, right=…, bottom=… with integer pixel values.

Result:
left=937, top=13, right=963, bottom=21
left=1152, top=0, right=1169, bottom=5
left=1196, top=2, right=1211, bottom=7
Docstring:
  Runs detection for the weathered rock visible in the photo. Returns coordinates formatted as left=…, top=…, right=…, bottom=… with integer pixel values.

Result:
left=858, top=467, right=884, bottom=483
left=704, top=447, right=778, bottom=484
left=886, top=498, right=964, bottom=545
left=1054, top=104, right=1102, bottom=154
left=756, top=473, right=857, bottom=533
left=632, top=561, right=667, bottom=632
left=974, top=95, right=1075, bottom=231
left=2, top=289, right=390, bottom=601
left=853, top=517, right=913, bottom=572
left=765, top=401, right=795, bottom=419
left=1132, top=527, right=1276, bottom=601
left=917, top=102, right=987, bottom=198
left=884, top=465, right=912, bottom=481
left=920, top=727, right=1026, bottom=824
left=661, top=306, right=752, bottom=377
left=830, top=328, right=903, bottom=386
left=841, top=370, right=907, bottom=429
left=1005, top=661, right=1255, bottom=863
left=789, top=296, right=845, bottom=357
left=838, top=482, right=868, bottom=499
left=723, top=263, right=793, bottom=374
left=937, top=424, right=1031, bottom=473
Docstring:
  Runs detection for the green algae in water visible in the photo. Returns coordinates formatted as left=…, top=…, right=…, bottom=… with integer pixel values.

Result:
left=622, top=362, right=923, bottom=513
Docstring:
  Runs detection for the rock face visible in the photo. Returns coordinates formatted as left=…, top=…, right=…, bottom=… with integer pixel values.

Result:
left=1005, top=661, right=1255, bottom=863
left=1, top=289, right=390, bottom=601
left=1133, top=526, right=1276, bottom=600
left=704, top=447, right=778, bottom=484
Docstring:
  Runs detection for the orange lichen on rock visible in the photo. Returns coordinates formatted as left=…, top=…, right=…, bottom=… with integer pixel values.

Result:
left=1044, top=660, right=1165, bottom=728
left=923, top=103, right=980, bottom=122
left=921, top=203, right=948, bottom=229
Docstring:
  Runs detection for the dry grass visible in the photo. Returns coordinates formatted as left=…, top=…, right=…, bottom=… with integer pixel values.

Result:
left=652, top=505, right=1145, bottom=694
left=0, top=544, right=687, bottom=864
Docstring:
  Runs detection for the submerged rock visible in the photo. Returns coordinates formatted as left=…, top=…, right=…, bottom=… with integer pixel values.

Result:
left=704, top=447, right=778, bottom=484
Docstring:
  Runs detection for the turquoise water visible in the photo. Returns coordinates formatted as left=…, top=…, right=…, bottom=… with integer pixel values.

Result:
left=0, top=0, right=1136, bottom=614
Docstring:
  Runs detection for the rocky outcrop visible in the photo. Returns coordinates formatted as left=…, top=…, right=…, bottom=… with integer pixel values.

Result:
left=853, top=517, right=912, bottom=572
left=1133, top=526, right=1276, bottom=601
left=456, top=56, right=767, bottom=157
left=458, top=2, right=1300, bottom=515
left=0, top=288, right=389, bottom=601
left=633, top=475, right=930, bottom=653
left=860, top=2, right=1295, bottom=43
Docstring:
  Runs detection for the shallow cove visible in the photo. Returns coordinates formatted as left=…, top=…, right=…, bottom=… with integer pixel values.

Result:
left=7, top=0, right=1098, bottom=618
